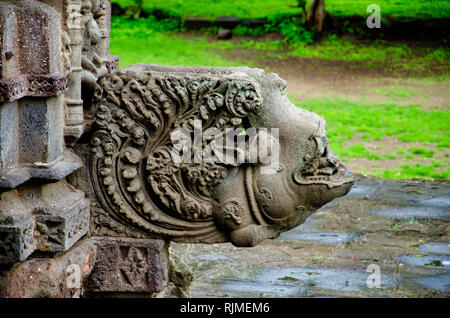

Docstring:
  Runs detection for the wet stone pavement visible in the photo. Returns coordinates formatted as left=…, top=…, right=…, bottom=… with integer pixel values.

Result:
left=171, top=176, right=450, bottom=297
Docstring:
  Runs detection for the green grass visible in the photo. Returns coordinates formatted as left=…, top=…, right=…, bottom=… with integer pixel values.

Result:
left=110, top=17, right=244, bottom=67
left=408, top=147, right=435, bottom=158
left=324, top=0, right=450, bottom=19
left=285, top=37, right=450, bottom=75
left=111, top=0, right=450, bottom=19
left=110, top=12, right=450, bottom=75
left=374, top=86, right=429, bottom=101
left=382, top=154, right=397, bottom=159
left=377, top=162, right=449, bottom=180
left=293, top=97, right=450, bottom=165
left=342, top=143, right=381, bottom=160
left=209, top=35, right=449, bottom=76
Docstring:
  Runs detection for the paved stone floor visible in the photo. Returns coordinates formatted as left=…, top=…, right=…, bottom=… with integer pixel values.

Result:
left=171, top=176, right=450, bottom=297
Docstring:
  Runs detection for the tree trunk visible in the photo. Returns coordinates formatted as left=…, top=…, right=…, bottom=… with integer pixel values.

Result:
left=306, top=0, right=326, bottom=32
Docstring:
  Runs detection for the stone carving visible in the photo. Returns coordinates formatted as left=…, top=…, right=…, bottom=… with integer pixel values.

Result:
left=120, top=246, right=148, bottom=285
left=85, top=237, right=168, bottom=294
left=0, top=180, right=89, bottom=264
left=64, top=0, right=118, bottom=143
left=89, top=65, right=354, bottom=247
left=0, top=1, right=68, bottom=104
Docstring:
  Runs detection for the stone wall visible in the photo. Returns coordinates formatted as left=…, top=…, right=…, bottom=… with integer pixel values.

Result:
left=0, top=0, right=180, bottom=297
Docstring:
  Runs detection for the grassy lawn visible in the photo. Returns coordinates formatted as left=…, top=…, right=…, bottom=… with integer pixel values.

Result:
left=110, top=17, right=243, bottom=67
left=293, top=97, right=449, bottom=179
left=110, top=16, right=450, bottom=180
left=111, top=0, right=450, bottom=19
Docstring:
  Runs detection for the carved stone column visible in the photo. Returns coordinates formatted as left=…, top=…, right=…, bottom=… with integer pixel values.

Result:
left=0, top=0, right=80, bottom=189
left=64, top=0, right=85, bottom=142
left=0, top=0, right=90, bottom=265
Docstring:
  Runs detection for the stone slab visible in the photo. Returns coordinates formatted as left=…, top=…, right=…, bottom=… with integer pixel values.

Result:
left=219, top=267, right=395, bottom=297
left=418, top=243, right=450, bottom=256
left=348, top=180, right=450, bottom=209
left=214, top=16, right=240, bottom=29
left=194, top=254, right=235, bottom=262
left=399, top=255, right=450, bottom=270
left=85, top=237, right=169, bottom=294
left=414, top=273, right=450, bottom=292
left=369, top=207, right=450, bottom=221
left=278, top=232, right=358, bottom=244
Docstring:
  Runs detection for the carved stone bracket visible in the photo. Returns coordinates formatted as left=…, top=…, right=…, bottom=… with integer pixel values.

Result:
left=89, top=65, right=263, bottom=244
left=88, top=65, right=354, bottom=247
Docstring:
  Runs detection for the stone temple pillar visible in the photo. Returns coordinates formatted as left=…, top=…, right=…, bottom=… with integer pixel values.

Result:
left=0, top=0, right=89, bottom=264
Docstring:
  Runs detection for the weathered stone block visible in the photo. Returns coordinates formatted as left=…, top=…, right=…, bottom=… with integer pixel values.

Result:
left=0, top=1, right=66, bottom=104
left=0, top=179, right=89, bottom=264
left=85, top=237, right=169, bottom=294
left=0, top=238, right=97, bottom=298
left=0, top=212, right=35, bottom=264
left=34, top=201, right=90, bottom=253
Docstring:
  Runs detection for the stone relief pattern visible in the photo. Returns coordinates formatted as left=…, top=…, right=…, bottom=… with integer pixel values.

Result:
left=64, top=0, right=115, bottom=141
left=120, top=246, right=148, bottom=286
left=0, top=75, right=68, bottom=104
left=0, top=221, right=34, bottom=262
left=90, top=71, right=262, bottom=243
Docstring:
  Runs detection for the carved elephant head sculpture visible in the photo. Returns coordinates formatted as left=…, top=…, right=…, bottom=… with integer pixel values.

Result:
left=89, top=64, right=353, bottom=247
